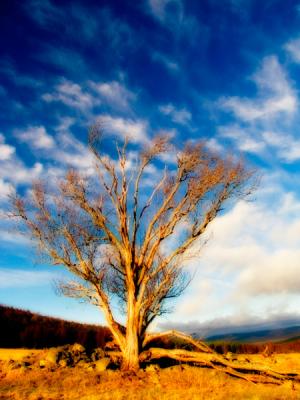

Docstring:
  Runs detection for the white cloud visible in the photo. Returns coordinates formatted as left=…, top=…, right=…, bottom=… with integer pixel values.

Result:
left=219, top=125, right=265, bottom=154
left=13, top=122, right=95, bottom=173
left=43, top=79, right=137, bottom=113
left=0, top=134, right=43, bottom=186
left=12, top=162, right=43, bottom=184
left=157, top=177, right=300, bottom=326
left=0, top=179, right=15, bottom=200
left=219, top=56, right=297, bottom=121
left=0, top=268, right=58, bottom=288
left=262, top=131, right=300, bottom=162
left=14, top=126, right=55, bottom=150
left=201, top=191, right=300, bottom=299
left=205, top=138, right=223, bottom=153
left=90, top=80, right=136, bottom=111
left=43, top=80, right=96, bottom=111
left=100, top=115, right=149, bottom=143
left=237, top=249, right=300, bottom=297
left=0, top=134, right=15, bottom=160
left=285, top=37, right=300, bottom=63
left=54, top=132, right=94, bottom=171
left=217, top=55, right=300, bottom=163
left=56, top=117, right=75, bottom=133
left=159, top=103, right=192, bottom=125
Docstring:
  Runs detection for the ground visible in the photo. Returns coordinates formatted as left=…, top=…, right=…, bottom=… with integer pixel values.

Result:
left=0, top=349, right=300, bottom=400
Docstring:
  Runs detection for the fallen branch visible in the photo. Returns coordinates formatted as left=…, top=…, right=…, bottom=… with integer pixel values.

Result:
left=143, top=330, right=213, bottom=353
left=139, top=347, right=300, bottom=384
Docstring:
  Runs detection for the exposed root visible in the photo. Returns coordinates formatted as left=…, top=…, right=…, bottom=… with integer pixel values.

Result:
left=139, top=347, right=300, bottom=384
left=106, top=329, right=300, bottom=384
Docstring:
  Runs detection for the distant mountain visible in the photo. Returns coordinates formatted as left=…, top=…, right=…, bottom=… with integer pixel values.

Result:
left=0, top=304, right=111, bottom=349
left=205, top=325, right=300, bottom=343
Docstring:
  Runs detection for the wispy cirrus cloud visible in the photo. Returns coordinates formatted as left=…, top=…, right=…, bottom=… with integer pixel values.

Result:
left=0, top=59, right=41, bottom=88
left=0, top=268, right=59, bottom=288
left=25, top=0, right=62, bottom=28
left=37, top=46, right=88, bottom=77
left=219, top=56, right=297, bottom=121
left=0, top=179, right=15, bottom=201
left=42, top=80, right=96, bottom=112
left=89, top=80, right=136, bottom=111
left=159, top=103, right=192, bottom=125
left=285, top=37, right=300, bottom=63
left=1, top=160, right=43, bottom=186
left=14, top=126, right=55, bottom=150
left=148, top=0, right=178, bottom=22
left=0, top=134, right=15, bottom=160
left=151, top=52, right=179, bottom=73
left=219, top=125, right=265, bottom=155
left=25, top=0, right=99, bottom=42
left=0, top=134, right=43, bottom=186
left=99, top=115, right=149, bottom=143
left=147, top=0, right=200, bottom=46
left=217, top=55, right=300, bottom=163
left=43, top=78, right=137, bottom=114
left=262, top=131, right=300, bottom=162
left=13, top=124, right=94, bottom=173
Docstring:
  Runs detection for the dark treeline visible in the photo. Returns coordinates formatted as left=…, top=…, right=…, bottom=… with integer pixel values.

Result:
left=144, top=335, right=300, bottom=354
left=210, top=341, right=300, bottom=354
left=0, top=304, right=112, bottom=350
left=2, top=304, right=300, bottom=354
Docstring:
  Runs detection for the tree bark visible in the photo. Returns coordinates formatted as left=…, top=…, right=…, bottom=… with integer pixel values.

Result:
left=121, top=285, right=140, bottom=372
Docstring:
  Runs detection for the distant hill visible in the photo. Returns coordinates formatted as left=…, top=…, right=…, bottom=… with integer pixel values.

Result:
left=0, top=304, right=111, bottom=350
left=206, top=325, right=300, bottom=343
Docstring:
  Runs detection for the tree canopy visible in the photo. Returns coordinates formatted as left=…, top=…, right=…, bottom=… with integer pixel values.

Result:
left=11, top=130, right=256, bottom=371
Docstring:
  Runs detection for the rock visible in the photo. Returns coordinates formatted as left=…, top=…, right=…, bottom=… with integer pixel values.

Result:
left=91, top=348, right=105, bottom=362
left=39, top=359, right=46, bottom=368
left=70, top=343, right=85, bottom=354
left=94, top=358, right=110, bottom=372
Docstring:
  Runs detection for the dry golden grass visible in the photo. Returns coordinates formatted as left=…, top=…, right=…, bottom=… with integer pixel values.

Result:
left=0, top=349, right=41, bottom=361
left=0, top=351, right=300, bottom=400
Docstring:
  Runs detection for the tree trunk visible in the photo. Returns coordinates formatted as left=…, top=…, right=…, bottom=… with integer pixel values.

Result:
left=121, top=286, right=140, bottom=372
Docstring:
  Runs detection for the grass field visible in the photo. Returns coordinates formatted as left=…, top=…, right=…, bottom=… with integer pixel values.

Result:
left=0, top=349, right=300, bottom=400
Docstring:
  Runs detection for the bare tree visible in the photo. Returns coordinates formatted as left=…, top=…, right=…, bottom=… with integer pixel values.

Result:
left=11, top=130, right=255, bottom=372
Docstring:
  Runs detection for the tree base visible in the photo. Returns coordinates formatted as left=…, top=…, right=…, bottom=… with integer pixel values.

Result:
left=106, top=330, right=300, bottom=384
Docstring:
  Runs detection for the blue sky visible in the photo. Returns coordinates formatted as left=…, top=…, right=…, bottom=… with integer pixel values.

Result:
left=1, top=0, right=300, bottom=333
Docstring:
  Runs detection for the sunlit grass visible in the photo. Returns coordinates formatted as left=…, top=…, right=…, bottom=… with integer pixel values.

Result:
left=0, top=351, right=300, bottom=400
